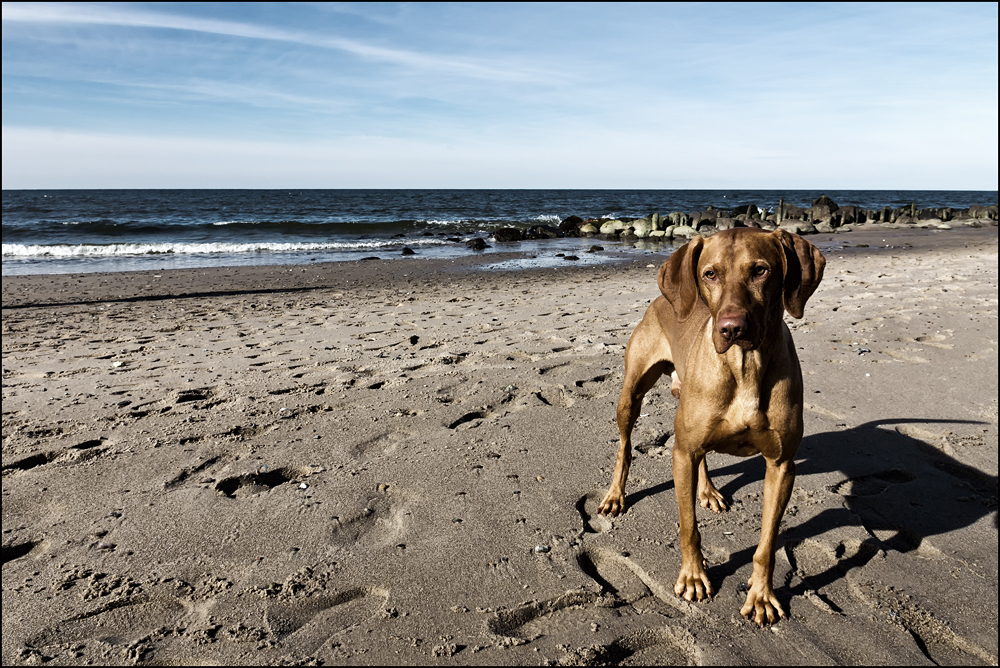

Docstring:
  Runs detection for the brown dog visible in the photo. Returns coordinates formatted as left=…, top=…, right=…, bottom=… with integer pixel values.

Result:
left=597, top=227, right=825, bottom=626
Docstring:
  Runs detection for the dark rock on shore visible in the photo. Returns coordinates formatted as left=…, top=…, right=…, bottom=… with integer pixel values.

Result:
left=482, top=198, right=996, bottom=250
left=833, top=205, right=861, bottom=226
left=777, top=200, right=806, bottom=222
left=732, top=204, right=761, bottom=219
left=812, top=194, right=840, bottom=211
left=968, top=204, right=998, bottom=220
left=525, top=225, right=563, bottom=239
left=493, top=228, right=523, bottom=242
left=466, top=238, right=489, bottom=251
left=559, top=216, right=584, bottom=235
left=401, top=247, right=416, bottom=255
left=807, top=197, right=838, bottom=221
left=716, top=213, right=736, bottom=230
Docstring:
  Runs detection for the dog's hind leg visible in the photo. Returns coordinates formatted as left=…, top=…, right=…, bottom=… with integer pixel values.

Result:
left=697, top=458, right=728, bottom=512
left=598, top=310, right=672, bottom=517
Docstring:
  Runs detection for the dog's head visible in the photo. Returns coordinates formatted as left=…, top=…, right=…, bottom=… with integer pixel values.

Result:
left=658, top=228, right=825, bottom=354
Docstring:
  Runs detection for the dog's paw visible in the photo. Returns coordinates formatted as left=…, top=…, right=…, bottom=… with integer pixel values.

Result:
left=597, top=490, right=626, bottom=517
left=698, top=485, right=728, bottom=513
left=673, top=565, right=712, bottom=602
left=740, top=583, right=786, bottom=627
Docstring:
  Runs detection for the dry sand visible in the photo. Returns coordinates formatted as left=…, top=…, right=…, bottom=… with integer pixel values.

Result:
left=2, top=225, right=997, bottom=666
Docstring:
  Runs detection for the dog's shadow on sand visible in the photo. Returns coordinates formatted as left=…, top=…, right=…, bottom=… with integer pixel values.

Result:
left=629, top=418, right=997, bottom=599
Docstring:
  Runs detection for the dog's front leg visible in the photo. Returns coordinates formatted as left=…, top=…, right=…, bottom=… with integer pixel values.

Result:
left=597, top=383, right=639, bottom=516
left=598, top=315, right=669, bottom=517
left=673, top=446, right=713, bottom=601
left=741, top=457, right=795, bottom=625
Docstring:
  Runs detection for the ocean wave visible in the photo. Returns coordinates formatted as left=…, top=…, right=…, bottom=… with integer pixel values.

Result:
left=421, top=219, right=474, bottom=226
left=2, top=238, right=452, bottom=258
left=533, top=214, right=561, bottom=223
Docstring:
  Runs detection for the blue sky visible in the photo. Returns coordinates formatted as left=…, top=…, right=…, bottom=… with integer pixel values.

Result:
left=2, top=2, right=997, bottom=189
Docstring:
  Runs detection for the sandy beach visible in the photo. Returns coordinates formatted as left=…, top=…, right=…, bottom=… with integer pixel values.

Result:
left=2, top=225, right=997, bottom=666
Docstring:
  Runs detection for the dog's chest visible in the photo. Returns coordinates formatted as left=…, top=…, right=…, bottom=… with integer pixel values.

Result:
left=721, top=348, right=770, bottom=434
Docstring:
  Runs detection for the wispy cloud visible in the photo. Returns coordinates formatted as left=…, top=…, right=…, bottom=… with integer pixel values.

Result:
left=1, top=2, right=560, bottom=83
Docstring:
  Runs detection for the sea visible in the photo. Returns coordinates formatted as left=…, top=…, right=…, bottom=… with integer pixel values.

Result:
left=2, top=189, right=996, bottom=276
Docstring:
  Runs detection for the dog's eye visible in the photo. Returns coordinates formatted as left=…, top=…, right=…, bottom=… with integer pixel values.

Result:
left=753, top=266, right=768, bottom=277
left=704, top=270, right=716, bottom=280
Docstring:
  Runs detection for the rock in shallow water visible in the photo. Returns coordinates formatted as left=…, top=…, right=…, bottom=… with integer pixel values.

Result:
left=493, top=228, right=523, bottom=242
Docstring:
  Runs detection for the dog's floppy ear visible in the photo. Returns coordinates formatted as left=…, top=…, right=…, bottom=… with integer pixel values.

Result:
left=658, top=236, right=704, bottom=322
left=773, top=229, right=825, bottom=318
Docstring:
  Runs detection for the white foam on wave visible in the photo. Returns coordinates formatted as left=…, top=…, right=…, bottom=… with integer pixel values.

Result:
left=422, top=219, right=470, bottom=226
left=2, top=238, right=450, bottom=258
left=534, top=214, right=561, bottom=223
left=212, top=220, right=259, bottom=226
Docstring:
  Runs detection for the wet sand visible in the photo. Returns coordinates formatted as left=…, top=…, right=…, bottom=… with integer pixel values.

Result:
left=2, top=225, right=997, bottom=665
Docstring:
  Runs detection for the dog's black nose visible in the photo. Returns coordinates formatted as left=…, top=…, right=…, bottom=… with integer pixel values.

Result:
left=717, top=316, right=747, bottom=342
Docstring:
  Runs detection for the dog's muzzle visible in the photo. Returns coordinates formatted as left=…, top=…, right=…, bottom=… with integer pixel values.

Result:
left=715, top=314, right=757, bottom=352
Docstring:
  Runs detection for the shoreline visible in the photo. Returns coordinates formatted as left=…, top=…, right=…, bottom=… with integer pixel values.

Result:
left=4, top=224, right=996, bottom=309
left=4, top=190, right=996, bottom=278
left=3, top=223, right=997, bottom=665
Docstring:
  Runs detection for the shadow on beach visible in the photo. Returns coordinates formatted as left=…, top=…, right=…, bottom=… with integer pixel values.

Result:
left=629, top=417, right=997, bottom=595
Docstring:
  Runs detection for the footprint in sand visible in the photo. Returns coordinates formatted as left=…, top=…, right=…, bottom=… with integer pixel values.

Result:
left=574, top=373, right=610, bottom=388
left=265, top=587, right=389, bottom=654
left=903, top=334, right=954, bottom=349
left=785, top=539, right=841, bottom=580
left=125, top=386, right=220, bottom=417
left=2, top=540, right=41, bottom=565
left=163, top=454, right=226, bottom=490
left=488, top=580, right=700, bottom=664
left=1, top=438, right=107, bottom=476
left=577, top=549, right=654, bottom=604
left=487, top=590, right=611, bottom=641
left=784, top=538, right=880, bottom=614
left=175, top=387, right=213, bottom=403
left=882, top=349, right=931, bottom=364
left=446, top=411, right=487, bottom=430
left=490, top=546, right=694, bottom=643
left=832, top=468, right=916, bottom=497
left=576, top=491, right=612, bottom=534
left=575, top=547, right=692, bottom=611
left=329, top=495, right=408, bottom=548
left=215, top=465, right=317, bottom=499
left=537, top=361, right=571, bottom=376
left=348, top=431, right=408, bottom=459
left=576, top=627, right=701, bottom=666
left=882, top=332, right=955, bottom=364
left=24, top=595, right=186, bottom=649
left=572, top=373, right=615, bottom=399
